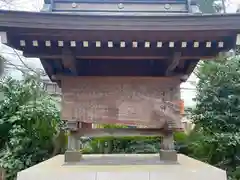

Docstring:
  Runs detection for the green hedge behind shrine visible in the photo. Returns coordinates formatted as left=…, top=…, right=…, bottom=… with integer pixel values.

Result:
left=82, top=132, right=188, bottom=154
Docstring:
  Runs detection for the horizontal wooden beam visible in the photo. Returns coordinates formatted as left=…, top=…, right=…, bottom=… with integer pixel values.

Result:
left=1, top=10, right=240, bottom=32
left=14, top=36, right=231, bottom=63
left=25, top=54, right=215, bottom=60
left=54, top=74, right=183, bottom=81
left=72, top=128, right=167, bottom=137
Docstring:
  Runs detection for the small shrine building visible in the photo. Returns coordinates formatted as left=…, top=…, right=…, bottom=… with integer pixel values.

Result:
left=0, top=0, right=240, bottom=164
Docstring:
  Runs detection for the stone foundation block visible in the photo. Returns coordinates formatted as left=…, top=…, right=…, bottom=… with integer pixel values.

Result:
left=160, top=150, right=178, bottom=162
left=64, top=151, right=82, bottom=163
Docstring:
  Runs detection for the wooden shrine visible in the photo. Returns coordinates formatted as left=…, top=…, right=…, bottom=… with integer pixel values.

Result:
left=0, top=0, right=240, bottom=164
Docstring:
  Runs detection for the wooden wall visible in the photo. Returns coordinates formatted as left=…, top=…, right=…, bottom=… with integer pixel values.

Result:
left=61, top=76, right=182, bottom=129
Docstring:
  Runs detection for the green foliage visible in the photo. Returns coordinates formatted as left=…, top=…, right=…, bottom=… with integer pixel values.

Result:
left=82, top=131, right=187, bottom=154
left=191, top=56, right=240, bottom=180
left=82, top=124, right=164, bottom=154
left=184, top=131, right=240, bottom=179
left=82, top=136, right=161, bottom=154
left=192, top=57, right=240, bottom=134
left=0, top=75, right=65, bottom=180
left=102, top=124, right=128, bottom=129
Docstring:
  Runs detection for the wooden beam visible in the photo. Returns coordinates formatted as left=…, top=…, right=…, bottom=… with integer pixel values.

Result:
left=72, top=128, right=166, bottom=137
left=40, top=59, right=53, bottom=75
left=22, top=46, right=222, bottom=59
left=185, top=60, right=199, bottom=75
left=25, top=54, right=217, bottom=60
left=61, top=48, right=77, bottom=75
left=179, top=60, right=199, bottom=82
left=165, top=52, right=181, bottom=76
left=54, top=75, right=182, bottom=82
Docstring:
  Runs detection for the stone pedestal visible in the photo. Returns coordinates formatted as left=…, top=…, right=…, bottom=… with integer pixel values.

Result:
left=160, top=134, right=177, bottom=162
left=65, top=132, right=82, bottom=163
left=17, top=154, right=227, bottom=180
left=65, top=151, right=82, bottom=163
left=160, top=150, right=178, bottom=161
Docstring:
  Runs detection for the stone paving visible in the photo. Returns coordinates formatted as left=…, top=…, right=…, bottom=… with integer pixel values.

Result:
left=17, top=154, right=227, bottom=180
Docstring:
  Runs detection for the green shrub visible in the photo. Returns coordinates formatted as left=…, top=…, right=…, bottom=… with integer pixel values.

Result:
left=82, top=136, right=165, bottom=154
left=0, top=76, right=65, bottom=180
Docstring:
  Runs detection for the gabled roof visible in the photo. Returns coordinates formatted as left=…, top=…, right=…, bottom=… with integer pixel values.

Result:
left=0, top=10, right=240, bottom=31
left=0, top=10, right=240, bottom=81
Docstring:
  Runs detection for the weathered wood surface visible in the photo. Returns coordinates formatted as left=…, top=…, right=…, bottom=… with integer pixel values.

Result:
left=1, top=10, right=240, bottom=31
left=61, top=77, right=182, bottom=130
left=73, top=128, right=166, bottom=137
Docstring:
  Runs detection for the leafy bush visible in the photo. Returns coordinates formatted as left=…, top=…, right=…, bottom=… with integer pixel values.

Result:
left=82, top=131, right=188, bottom=154
left=82, top=136, right=161, bottom=154
left=0, top=76, right=65, bottom=180
left=191, top=56, right=240, bottom=180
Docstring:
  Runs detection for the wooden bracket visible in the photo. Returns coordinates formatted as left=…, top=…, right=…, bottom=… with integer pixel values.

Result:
left=165, top=52, right=181, bottom=76
left=184, top=59, right=199, bottom=76
left=61, top=48, right=77, bottom=75
left=40, top=58, right=53, bottom=75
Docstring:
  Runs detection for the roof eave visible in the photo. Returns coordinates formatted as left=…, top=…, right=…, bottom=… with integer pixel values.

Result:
left=0, top=10, right=240, bottom=32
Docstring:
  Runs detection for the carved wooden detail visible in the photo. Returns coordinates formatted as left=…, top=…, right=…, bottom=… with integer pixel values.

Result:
left=61, top=77, right=182, bottom=130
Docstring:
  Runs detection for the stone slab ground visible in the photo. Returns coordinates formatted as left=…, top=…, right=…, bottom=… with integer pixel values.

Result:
left=17, top=154, right=226, bottom=180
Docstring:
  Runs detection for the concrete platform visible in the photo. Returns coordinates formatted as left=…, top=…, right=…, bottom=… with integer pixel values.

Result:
left=17, top=154, right=227, bottom=180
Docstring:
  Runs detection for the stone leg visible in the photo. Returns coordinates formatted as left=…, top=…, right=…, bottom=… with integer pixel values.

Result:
left=160, top=134, right=178, bottom=162
left=64, top=132, right=82, bottom=163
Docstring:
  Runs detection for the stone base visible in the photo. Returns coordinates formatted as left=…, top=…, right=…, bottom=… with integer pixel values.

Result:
left=64, top=151, right=82, bottom=163
left=160, top=150, right=178, bottom=162
left=17, top=154, right=227, bottom=180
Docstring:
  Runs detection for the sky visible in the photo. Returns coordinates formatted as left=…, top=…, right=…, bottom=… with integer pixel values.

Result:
left=1, top=0, right=238, bottom=12
left=227, top=0, right=240, bottom=12
left=0, top=0, right=239, bottom=107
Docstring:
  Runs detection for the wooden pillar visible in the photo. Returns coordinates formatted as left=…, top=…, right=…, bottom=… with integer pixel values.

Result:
left=160, top=133, right=178, bottom=162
